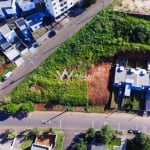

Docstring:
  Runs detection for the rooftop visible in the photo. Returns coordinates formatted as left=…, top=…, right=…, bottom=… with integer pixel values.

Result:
left=31, top=134, right=56, bottom=150
left=114, top=66, right=150, bottom=87
left=26, top=12, right=45, bottom=26
left=0, top=33, right=11, bottom=50
left=17, top=1, right=35, bottom=12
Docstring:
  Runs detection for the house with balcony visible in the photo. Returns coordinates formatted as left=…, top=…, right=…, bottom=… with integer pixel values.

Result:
left=0, top=32, right=24, bottom=67
left=113, top=58, right=150, bottom=112
left=44, top=0, right=80, bottom=19
left=15, top=18, right=34, bottom=48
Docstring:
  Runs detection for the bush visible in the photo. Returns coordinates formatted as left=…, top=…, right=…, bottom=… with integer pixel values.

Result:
left=21, top=101, right=34, bottom=112
left=5, top=103, right=20, bottom=114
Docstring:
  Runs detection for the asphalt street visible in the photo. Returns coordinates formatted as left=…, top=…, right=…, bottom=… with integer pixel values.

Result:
left=0, top=112, right=150, bottom=149
left=0, top=112, right=149, bottom=131
left=0, top=0, right=113, bottom=99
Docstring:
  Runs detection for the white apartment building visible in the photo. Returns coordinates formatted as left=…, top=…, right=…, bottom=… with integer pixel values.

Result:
left=44, top=0, right=79, bottom=18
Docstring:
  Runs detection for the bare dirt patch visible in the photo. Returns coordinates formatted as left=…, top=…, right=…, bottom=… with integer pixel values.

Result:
left=114, top=0, right=150, bottom=15
left=86, top=62, right=112, bottom=105
left=31, top=84, right=45, bottom=92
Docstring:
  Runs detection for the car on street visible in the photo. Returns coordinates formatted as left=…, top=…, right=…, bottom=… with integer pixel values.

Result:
left=127, top=129, right=142, bottom=135
left=127, top=129, right=133, bottom=134
left=48, top=30, right=56, bottom=38
left=2, top=71, right=13, bottom=81
left=133, top=130, right=142, bottom=135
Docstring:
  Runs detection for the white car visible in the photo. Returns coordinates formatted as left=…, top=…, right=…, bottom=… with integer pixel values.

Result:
left=3, top=71, right=13, bottom=81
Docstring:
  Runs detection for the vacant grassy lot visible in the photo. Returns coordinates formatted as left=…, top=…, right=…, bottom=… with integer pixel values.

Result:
left=6, top=5, right=150, bottom=108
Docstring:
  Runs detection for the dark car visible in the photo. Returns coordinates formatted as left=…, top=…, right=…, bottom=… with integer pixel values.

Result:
left=127, top=129, right=142, bottom=135
left=69, top=8, right=83, bottom=17
left=127, top=129, right=134, bottom=134
left=133, top=130, right=142, bottom=135
left=48, top=30, right=56, bottom=38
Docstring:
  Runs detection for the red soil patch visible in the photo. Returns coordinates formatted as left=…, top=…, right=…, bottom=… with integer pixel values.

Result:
left=31, top=84, right=44, bottom=92
left=86, top=62, right=112, bottom=105
left=35, top=103, right=45, bottom=111
left=0, top=66, right=4, bottom=73
left=34, top=104, right=85, bottom=112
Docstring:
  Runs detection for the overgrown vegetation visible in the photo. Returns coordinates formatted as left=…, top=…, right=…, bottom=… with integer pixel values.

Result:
left=75, top=125, right=122, bottom=150
left=126, top=133, right=150, bottom=150
left=5, top=9, right=150, bottom=108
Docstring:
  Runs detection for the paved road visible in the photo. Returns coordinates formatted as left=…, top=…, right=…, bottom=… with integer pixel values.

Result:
left=0, top=112, right=149, bottom=131
left=0, top=112, right=149, bottom=149
left=0, top=0, right=112, bottom=99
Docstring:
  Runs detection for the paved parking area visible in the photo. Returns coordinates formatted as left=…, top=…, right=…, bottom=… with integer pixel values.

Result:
left=0, top=140, right=13, bottom=150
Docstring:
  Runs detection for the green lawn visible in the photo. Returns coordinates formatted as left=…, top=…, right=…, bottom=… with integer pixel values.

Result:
left=110, top=90, right=117, bottom=109
left=53, top=128, right=65, bottom=150
left=108, top=138, right=121, bottom=150
left=20, top=137, right=34, bottom=150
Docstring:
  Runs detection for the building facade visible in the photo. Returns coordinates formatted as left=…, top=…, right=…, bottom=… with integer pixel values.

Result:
left=44, top=0, right=78, bottom=18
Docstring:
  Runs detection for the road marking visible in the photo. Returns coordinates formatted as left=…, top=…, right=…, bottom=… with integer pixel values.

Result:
left=92, top=121, right=94, bottom=128
left=60, top=120, right=62, bottom=128
left=143, top=126, right=147, bottom=132
left=135, top=124, right=138, bottom=130
left=118, top=122, right=120, bottom=130
left=104, top=122, right=108, bottom=126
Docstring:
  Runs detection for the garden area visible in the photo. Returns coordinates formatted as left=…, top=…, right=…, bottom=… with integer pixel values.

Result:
left=1, top=2, right=150, bottom=111
left=74, top=125, right=122, bottom=150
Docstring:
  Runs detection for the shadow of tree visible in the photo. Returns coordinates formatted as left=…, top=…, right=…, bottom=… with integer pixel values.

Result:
left=0, top=111, right=10, bottom=121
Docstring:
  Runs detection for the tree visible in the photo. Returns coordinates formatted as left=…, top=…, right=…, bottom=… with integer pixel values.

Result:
left=6, top=103, right=20, bottom=114
left=126, top=133, right=150, bottom=150
left=75, top=138, right=87, bottom=150
left=84, top=128, right=96, bottom=143
left=96, top=125, right=114, bottom=144
left=5, top=129, right=16, bottom=140
left=21, top=101, right=34, bottom=112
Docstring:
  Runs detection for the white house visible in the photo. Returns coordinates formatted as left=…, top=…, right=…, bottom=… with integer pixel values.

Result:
left=44, top=0, right=79, bottom=19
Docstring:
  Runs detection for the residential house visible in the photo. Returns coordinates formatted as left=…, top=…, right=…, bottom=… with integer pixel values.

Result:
left=113, top=58, right=150, bottom=111
left=15, top=18, right=34, bottom=48
left=0, top=32, right=24, bottom=67
left=31, top=134, right=56, bottom=150
left=25, top=12, right=46, bottom=32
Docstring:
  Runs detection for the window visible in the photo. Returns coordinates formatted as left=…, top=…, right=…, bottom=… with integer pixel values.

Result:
left=53, top=2, right=56, bottom=5
left=60, top=3, right=63, bottom=7
left=64, top=6, right=68, bottom=9
left=64, top=1, right=67, bottom=5
left=61, top=8, right=64, bottom=11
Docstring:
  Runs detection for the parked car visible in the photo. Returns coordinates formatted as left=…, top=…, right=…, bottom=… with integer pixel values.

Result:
left=69, top=7, right=83, bottom=17
left=48, top=30, right=56, bottom=38
left=127, top=129, right=142, bottom=135
left=127, top=129, right=133, bottom=134
left=3, top=71, right=13, bottom=81
left=133, top=130, right=142, bottom=135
